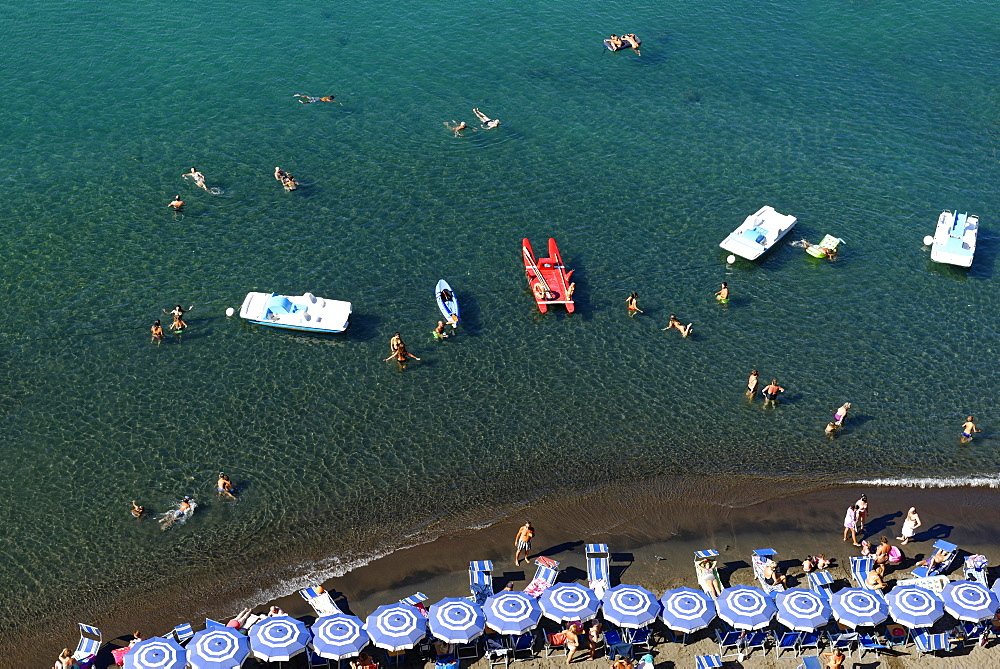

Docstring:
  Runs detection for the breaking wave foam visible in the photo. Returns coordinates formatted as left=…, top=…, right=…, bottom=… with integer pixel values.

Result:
left=847, top=474, right=1000, bottom=489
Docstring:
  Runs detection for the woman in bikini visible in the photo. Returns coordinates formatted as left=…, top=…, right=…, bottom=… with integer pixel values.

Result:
left=150, top=320, right=165, bottom=343
left=163, top=304, right=192, bottom=330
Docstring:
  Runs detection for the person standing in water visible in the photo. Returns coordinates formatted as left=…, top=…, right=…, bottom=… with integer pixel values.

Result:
left=217, top=473, right=237, bottom=500
left=833, top=402, right=851, bottom=426
left=384, top=344, right=420, bottom=368
left=715, top=282, right=729, bottom=303
left=762, top=379, right=784, bottom=406
left=150, top=319, right=165, bottom=344
left=389, top=332, right=404, bottom=354
left=182, top=167, right=209, bottom=191
left=746, top=370, right=759, bottom=397
left=514, top=521, right=534, bottom=566
left=433, top=321, right=450, bottom=339
left=961, top=416, right=981, bottom=443
left=168, top=195, right=185, bottom=212
left=163, top=304, right=193, bottom=331
left=625, top=292, right=643, bottom=316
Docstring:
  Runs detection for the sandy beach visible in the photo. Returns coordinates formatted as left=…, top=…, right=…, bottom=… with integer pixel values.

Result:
left=49, top=479, right=1000, bottom=668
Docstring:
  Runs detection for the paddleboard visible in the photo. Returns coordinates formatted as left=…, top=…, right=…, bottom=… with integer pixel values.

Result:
left=435, top=279, right=459, bottom=328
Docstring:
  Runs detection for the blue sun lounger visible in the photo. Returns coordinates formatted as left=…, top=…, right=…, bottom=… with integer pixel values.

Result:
left=963, top=554, right=989, bottom=585
left=173, top=622, right=194, bottom=645
left=586, top=544, right=610, bottom=597
left=402, top=592, right=431, bottom=617
left=73, top=623, right=101, bottom=665
left=524, top=558, right=559, bottom=598
left=752, top=548, right=785, bottom=593
left=807, top=570, right=834, bottom=601
left=301, top=586, right=343, bottom=616
left=694, top=549, right=723, bottom=597
left=851, top=556, right=875, bottom=588
left=470, top=560, right=495, bottom=606
left=912, top=540, right=958, bottom=578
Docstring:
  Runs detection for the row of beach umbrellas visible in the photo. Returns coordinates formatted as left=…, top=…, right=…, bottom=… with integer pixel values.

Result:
left=120, top=580, right=1000, bottom=668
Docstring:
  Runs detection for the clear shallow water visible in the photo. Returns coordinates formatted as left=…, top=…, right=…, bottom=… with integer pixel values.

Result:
left=0, top=0, right=998, bottom=653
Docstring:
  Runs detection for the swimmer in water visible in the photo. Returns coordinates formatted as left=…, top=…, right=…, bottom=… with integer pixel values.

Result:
left=182, top=167, right=209, bottom=191
left=217, top=473, right=237, bottom=500
left=433, top=320, right=450, bottom=339
left=151, top=319, right=165, bottom=343
left=389, top=332, right=404, bottom=354
left=472, top=108, right=501, bottom=129
left=747, top=370, right=759, bottom=397
left=661, top=314, right=693, bottom=337
left=762, top=379, right=785, bottom=407
left=163, top=305, right=192, bottom=330
left=626, top=292, right=643, bottom=316
left=159, top=496, right=194, bottom=529
left=961, top=415, right=981, bottom=443
left=384, top=344, right=420, bottom=367
left=444, top=120, right=469, bottom=137
left=715, top=282, right=730, bottom=303
left=168, top=196, right=185, bottom=211
left=293, top=94, right=342, bottom=105
left=131, top=500, right=145, bottom=518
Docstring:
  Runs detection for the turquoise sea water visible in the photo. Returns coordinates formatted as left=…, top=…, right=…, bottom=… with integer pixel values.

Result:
left=1, top=0, right=999, bottom=654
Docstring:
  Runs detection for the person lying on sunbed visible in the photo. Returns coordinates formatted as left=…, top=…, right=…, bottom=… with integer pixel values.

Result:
left=916, top=549, right=949, bottom=570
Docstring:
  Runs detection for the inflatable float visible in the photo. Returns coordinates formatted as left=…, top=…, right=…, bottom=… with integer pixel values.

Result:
left=604, top=36, right=641, bottom=51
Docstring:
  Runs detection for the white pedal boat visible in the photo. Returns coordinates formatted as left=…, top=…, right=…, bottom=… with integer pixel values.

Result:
left=929, top=210, right=978, bottom=268
left=720, top=206, right=797, bottom=260
left=239, top=291, right=352, bottom=334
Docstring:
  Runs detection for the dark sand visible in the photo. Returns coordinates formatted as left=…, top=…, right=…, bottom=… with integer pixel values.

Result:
left=36, top=478, right=1000, bottom=667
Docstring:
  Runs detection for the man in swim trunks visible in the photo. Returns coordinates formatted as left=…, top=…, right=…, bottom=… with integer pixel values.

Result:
left=218, top=473, right=237, bottom=500
left=294, top=94, right=341, bottom=104
left=433, top=321, right=450, bottom=339
left=472, top=108, right=500, bottom=129
left=961, top=416, right=981, bottom=443
left=183, top=167, right=209, bottom=191
left=661, top=314, right=693, bottom=337
left=715, top=282, right=729, bottom=303
left=514, top=521, right=534, bottom=566
left=762, top=379, right=784, bottom=406
left=626, top=292, right=643, bottom=316
left=168, top=196, right=185, bottom=211
left=622, top=34, right=641, bottom=50
left=151, top=320, right=164, bottom=343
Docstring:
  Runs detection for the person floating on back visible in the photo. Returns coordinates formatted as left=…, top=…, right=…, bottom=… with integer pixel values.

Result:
left=662, top=314, right=692, bottom=337
left=472, top=108, right=500, bottom=129
left=182, top=167, right=209, bottom=191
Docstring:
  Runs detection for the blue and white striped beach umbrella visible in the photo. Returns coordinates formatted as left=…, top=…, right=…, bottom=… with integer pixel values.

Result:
left=311, top=614, right=369, bottom=660
left=941, top=581, right=999, bottom=622
left=830, top=588, right=889, bottom=629
left=484, top=591, right=542, bottom=635
left=429, top=597, right=486, bottom=644
left=775, top=588, right=832, bottom=632
left=659, top=587, right=716, bottom=634
left=366, top=603, right=427, bottom=651
left=540, top=583, right=601, bottom=623
left=886, top=586, right=944, bottom=629
left=124, top=636, right=186, bottom=669
left=249, top=615, right=311, bottom=662
left=187, top=627, right=250, bottom=669
left=715, top=586, right=776, bottom=631
left=601, top=584, right=661, bottom=628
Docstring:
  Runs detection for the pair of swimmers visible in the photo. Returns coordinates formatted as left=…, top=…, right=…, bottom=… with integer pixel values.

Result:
left=445, top=109, right=501, bottom=136
left=150, top=305, right=192, bottom=342
left=386, top=332, right=420, bottom=366
left=274, top=166, right=298, bottom=191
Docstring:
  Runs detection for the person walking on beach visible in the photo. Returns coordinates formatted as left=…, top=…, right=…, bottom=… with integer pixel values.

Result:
left=897, top=506, right=921, bottom=545
left=182, top=167, right=209, bottom=191
left=762, top=379, right=784, bottom=407
left=854, top=494, right=868, bottom=532
left=586, top=620, right=602, bottom=660
left=625, top=292, right=643, bottom=316
left=168, top=195, right=185, bottom=212
left=715, top=282, right=729, bottom=303
left=746, top=370, right=759, bottom=398
left=514, top=521, right=534, bottom=566
left=843, top=504, right=861, bottom=546
left=961, top=415, right=981, bottom=443
left=563, top=622, right=581, bottom=665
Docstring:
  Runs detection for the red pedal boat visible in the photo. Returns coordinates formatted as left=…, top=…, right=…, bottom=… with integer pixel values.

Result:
left=522, top=238, right=575, bottom=313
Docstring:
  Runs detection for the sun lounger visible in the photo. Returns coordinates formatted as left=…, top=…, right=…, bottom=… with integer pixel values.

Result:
left=524, top=558, right=559, bottom=598
left=963, top=554, right=989, bottom=585
left=509, top=631, right=536, bottom=661
left=301, top=586, right=343, bottom=617
left=694, top=654, right=722, bottom=669
left=586, top=544, right=611, bottom=598
left=470, top=560, right=495, bottom=606
left=693, top=549, right=723, bottom=597
left=806, top=570, right=834, bottom=601
left=714, top=628, right=742, bottom=658
left=774, top=631, right=801, bottom=659
left=850, top=556, right=875, bottom=589
left=913, top=630, right=952, bottom=656
left=752, top=548, right=785, bottom=593
left=893, top=574, right=949, bottom=594
left=796, top=657, right=821, bottom=669
left=911, top=540, right=958, bottom=578
left=73, top=623, right=102, bottom=664
left=742, top=631, right=769, bottom=658
left=485, top=634, right=510, bottom=669
left=401, top=592, right=430, bottom=617
left=857, top=632, right=888, bottom=659
left=172, top=623, right=194, bottom=645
